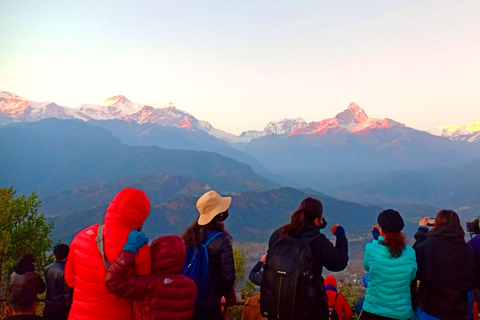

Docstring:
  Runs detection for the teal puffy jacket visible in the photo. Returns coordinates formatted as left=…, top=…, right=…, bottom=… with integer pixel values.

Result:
left=363, top=236, right=417, bottom=319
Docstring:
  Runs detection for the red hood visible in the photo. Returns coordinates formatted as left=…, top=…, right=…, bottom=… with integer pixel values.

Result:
left=104, top=188, right=150, bottom=229
left=150, top=235, right=186, bottom=274
left=324, top=275, right=337, bottom=289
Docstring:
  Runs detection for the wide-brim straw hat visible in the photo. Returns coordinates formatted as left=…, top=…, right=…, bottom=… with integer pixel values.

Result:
left=197, top=190, right=232, bottom=226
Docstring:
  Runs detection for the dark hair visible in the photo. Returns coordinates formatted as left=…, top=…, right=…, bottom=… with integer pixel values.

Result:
left=53, top=244, right=70, bottom=260
left=13, top=254, right=36, bottom=275
left=382, top=231, right=407, bottom=258
left=281, top=197, right=323, bottom=236
left=182, top=213, right=231, bottom=247
left=434, top=209, right=464, bottom=236
left=7, top=286, right=37, bottom=314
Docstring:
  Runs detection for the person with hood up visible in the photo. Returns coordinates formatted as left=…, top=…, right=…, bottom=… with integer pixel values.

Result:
left=43, top=244, right=73, bottom=320
left=181, top=190, right=235, bottom=320
left=65, top=188, right=151, bottom=320
left=9, top=254, right=45, bottom=295
left=413, top=210, right=475, bottom=320
left=361, top=209, right=417, bottom=320
left=324, top=275, right=352, bottom=320
left=105, top=233, right=197, bottom=320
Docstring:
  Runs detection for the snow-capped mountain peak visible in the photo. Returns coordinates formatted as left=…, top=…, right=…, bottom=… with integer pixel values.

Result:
left=264, top=117, right=307, bottom=135
left=0, top=91, right=19, bottom=99
left=429, top=120, right=480, bottom=143
left=99, top=95, right=132, bottom=106
left=336, top=102, right=369, bottom=126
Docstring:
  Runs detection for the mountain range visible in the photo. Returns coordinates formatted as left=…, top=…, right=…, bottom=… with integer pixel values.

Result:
left=0, top=118, right=277, bottom=197
left=2, top=91, right=480, bottom=214
left=3, top=91, right=479, bottom=144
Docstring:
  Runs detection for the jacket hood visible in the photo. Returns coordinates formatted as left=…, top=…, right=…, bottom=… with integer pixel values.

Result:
left=298, top=220, right=322, bottom=238
left=104, top=188, right=150, bottom=230
left=324, top=275, right=337, bottom=291
left=13, top=255, right=35, bottom=274
left=429, top=225, right=466, bottom=242
left=151, top=235, right=186, bottom=274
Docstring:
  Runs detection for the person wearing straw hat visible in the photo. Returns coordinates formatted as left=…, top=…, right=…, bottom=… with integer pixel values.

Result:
left=181, top=190, right=236, bottom=320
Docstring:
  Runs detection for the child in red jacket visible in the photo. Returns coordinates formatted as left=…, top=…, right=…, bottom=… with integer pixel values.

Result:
left=324, top=275, right=352, bottom=320
left=106, top=232, right=197, bottom=320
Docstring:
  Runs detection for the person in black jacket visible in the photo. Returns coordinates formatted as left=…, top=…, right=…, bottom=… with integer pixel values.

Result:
left=413, top=210, right=475, bottom=320
left=263, top=197, right=348, bottom=319
left=181, top=190, right=236, bottom=320
left=43, top=244, right=73, bottom=320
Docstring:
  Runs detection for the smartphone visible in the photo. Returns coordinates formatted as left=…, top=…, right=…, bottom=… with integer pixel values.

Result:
left=427, top=218, right=435, bottom=227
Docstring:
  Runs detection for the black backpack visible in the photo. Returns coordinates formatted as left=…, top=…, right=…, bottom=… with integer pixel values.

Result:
left=328, top=293, right=339, bottom=320
left=260, top=234, right=328, bottom=320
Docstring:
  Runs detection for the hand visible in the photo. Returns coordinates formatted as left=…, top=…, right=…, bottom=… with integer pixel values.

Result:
left=371, top=225, right=380, bottom=240
left=123, top=229, right=149, bottom=254
left=331, top=224, right=345, bottom=236
left=260, top=254, right=267, bottom=263
left=419, top=217, right=429, bottom=227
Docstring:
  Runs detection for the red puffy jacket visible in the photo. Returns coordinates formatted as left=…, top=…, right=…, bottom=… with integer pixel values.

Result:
left=65, top=188, right=151, bottom=320
left=106, top=235, right=197, bottom=320
left=324, top=275, right=352, bottom=320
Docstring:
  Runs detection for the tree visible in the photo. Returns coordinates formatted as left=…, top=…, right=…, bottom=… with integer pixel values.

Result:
left=0, top=187, right=54, bottom=291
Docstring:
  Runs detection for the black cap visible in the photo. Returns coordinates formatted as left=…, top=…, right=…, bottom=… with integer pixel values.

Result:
left=54, top=244, right=70, bottom=260
left=377, top=209, right=404, bottom=233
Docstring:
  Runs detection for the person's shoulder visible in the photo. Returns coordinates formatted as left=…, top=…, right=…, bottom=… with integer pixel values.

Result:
left=209, top=231, right=232, bottom=247
left=402, top=245, right=417, bottom=260
left=73, top=224, right=100, bottom=241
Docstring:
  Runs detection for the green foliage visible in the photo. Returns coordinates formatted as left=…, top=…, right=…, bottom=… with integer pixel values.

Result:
left=225, top=248, right=255, bottom=320
left=241, top=280, right=257, bottom=300
left=233, top=248, right=246, bottom=287
left=0, top=187, right=54, bottom=290
left=339, top=280, right=364, bottom=320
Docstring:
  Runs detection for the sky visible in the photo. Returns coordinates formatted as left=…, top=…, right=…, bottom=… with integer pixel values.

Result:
left=1, top=1, right=479, bottom=135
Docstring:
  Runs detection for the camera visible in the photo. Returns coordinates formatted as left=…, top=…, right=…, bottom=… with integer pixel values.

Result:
left=466, top=219, right=480, bottom=235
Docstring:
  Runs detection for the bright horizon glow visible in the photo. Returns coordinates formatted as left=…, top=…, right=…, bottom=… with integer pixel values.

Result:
left=1, top=1, right=479, bottom=135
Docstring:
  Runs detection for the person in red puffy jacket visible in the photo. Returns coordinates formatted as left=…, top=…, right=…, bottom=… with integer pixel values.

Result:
left=65, top=188, right=151, bottom=320
left=324, top=275, right=352, bottom=320
left=105, top=233, right=197, bottom=320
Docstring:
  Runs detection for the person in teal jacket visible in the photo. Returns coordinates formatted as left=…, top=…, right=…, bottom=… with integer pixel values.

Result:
left=360, top=209, right=417, bottom=320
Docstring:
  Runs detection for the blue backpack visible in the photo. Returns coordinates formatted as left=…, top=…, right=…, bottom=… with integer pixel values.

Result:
left=182, top=231, right=223, bottom=303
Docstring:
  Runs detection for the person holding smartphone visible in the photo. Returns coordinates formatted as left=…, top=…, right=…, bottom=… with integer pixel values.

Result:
left=413, top=210, right=475, bottom=320
left=360, top=209, right=417, bottom=320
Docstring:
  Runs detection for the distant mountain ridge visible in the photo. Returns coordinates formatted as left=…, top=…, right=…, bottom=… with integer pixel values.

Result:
left=49, top=187, right=386, bottom=244
left=429, top=120, right=480, bottom=143
left=3, top=91, right=462, bottom=144
left=0, top=118, right=277, bottom=197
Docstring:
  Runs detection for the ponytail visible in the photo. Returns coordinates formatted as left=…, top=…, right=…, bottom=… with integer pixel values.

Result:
left=281, top=197, right=323, bottom=237
left=382, top=231, right=407, bottom=258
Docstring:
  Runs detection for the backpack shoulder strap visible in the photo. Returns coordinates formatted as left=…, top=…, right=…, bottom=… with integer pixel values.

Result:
left=203, top=231, right=223, bottom=247
left=330, top=292, right=339, bottom=307
left=95, top=224, right=111, bottom=269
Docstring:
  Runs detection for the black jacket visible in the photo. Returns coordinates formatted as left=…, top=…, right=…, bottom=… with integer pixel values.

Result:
left=44, top=261, right=73, bottom=309
left=249, top=261, right=264, bottom=286
left=203, top=230, right=235, bottom=308
left=268, top=220, right=349, bottom=274
left=413, top=225, right=475, bottom=320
